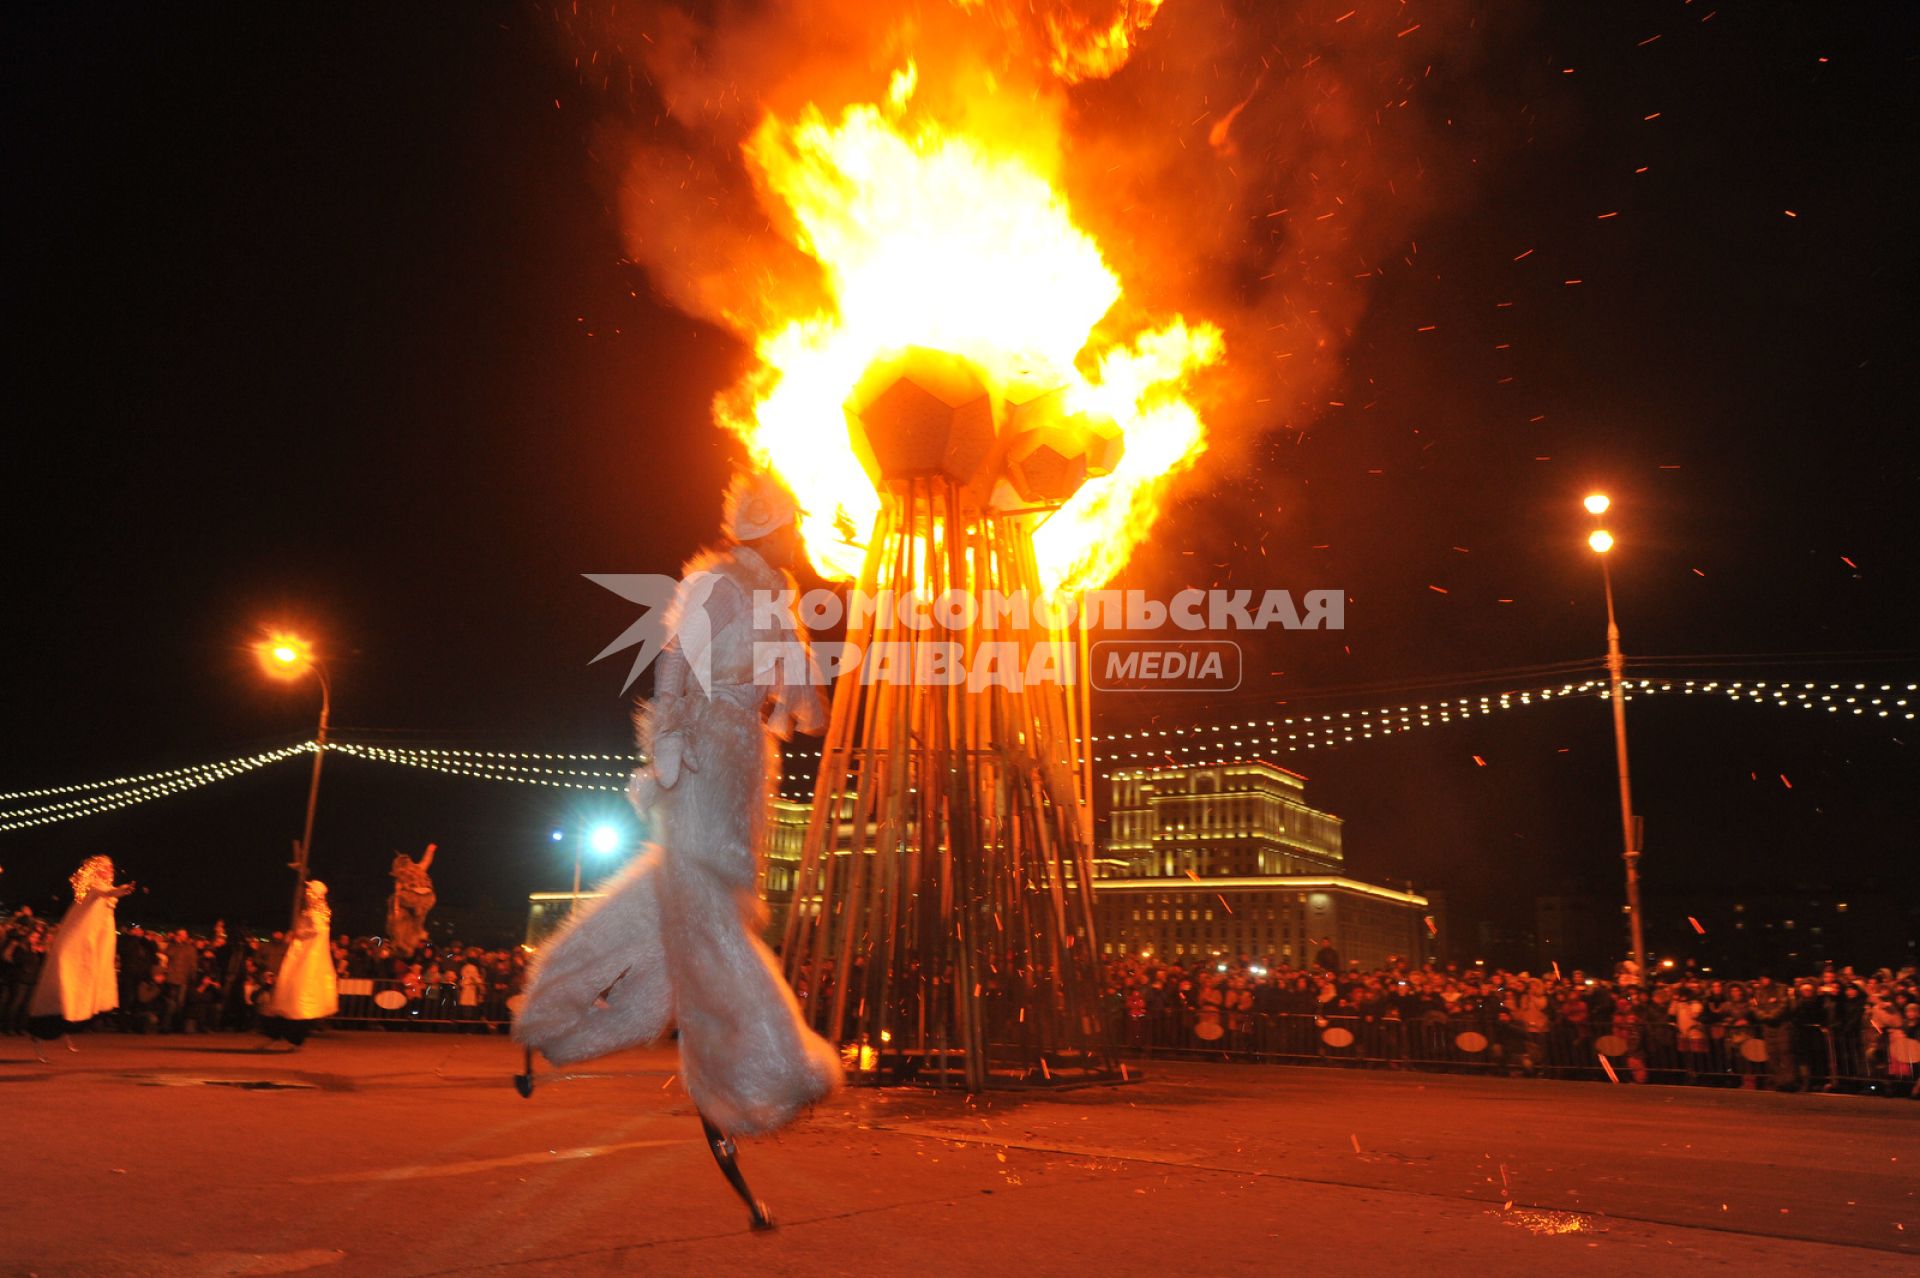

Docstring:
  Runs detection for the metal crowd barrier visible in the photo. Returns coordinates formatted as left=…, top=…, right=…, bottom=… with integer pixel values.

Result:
left=137, top=981, right=1909, bottom=1093
left=330, top=978, right=515, bottom=1030
left=1113, top=1009, right=1918, bottom=1092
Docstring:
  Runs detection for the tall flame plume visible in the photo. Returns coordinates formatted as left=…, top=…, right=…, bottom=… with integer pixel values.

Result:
left=718, top=51, right=1220, bottom=592
left=559, top=0, right=1480, bottom=586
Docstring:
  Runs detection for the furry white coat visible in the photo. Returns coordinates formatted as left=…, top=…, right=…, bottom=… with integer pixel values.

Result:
left=270, top=898, right=339, bottom=1021
left=28, top=879, right=124, bottom=1024
left=515, top=543, right=842, bottom=1135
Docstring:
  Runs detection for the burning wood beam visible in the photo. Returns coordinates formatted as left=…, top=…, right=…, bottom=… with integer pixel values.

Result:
left=781, top=350, right=1118, bottom=1091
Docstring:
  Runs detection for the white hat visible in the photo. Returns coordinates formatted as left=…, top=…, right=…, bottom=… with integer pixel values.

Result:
left=723, top=470, right=800, bottom=542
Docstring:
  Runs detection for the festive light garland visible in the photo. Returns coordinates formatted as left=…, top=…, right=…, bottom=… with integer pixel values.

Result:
left=324, top=680, right=1910, bottom=776
left=3, top=681, right=1909, bottom=829
left=329, top=744, right=635, bottom=765
left=769, top=679, right=1913, bottom=796
left=0, top=743, right=315, bottom=833
left=1093, top=679, right=1914, bottom=770
left=0, top=748, right=303, bottom=804
left=324, top=742, right=629, bottom=792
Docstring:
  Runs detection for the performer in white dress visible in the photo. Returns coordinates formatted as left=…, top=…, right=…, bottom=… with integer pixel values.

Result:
left=515, top=470, right=842, bottom=1229
left=28, top=855, right=135, bottom=1058
left=261, top=879, right=339, bottom=1049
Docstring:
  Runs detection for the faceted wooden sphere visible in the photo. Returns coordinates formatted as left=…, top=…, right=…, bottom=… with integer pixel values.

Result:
left=1084, top=415, right=1125, bottom=478
left=845, top=347, right=999, bottom=492
left=1001, top=387, right=1123, bottom=505
left=1006, top=424, right=1089, bottom=505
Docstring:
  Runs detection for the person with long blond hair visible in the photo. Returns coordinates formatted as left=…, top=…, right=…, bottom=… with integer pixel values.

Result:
left=27, top=855, right=134, bottom=1058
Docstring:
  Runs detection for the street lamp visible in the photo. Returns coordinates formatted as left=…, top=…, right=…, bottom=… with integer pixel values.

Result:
left=568, top=821, right=626, bottom=912
left=255, top=629, right=331, bottom=932
left=1582, top=500, right=1647, bottom=980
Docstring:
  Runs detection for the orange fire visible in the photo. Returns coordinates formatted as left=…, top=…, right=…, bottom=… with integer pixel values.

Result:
left=1043, top=0, right=1168, bottom=83
left=716, top=61, right=1222, bottom=593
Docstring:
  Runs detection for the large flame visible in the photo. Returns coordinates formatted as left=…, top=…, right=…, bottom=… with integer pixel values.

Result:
left=1041, top=0, right=1168, bottom=84
left=717, top=72, right=1221, bottom=592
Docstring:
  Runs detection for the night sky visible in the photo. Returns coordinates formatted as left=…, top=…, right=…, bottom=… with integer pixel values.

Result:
left=5, top=4, right=1915, bottom=957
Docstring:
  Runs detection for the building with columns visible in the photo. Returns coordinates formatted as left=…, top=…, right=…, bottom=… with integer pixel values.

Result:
left=530, top=759, right=1432, bottom=969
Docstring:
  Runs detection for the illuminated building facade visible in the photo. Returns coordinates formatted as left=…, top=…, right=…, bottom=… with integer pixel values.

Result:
left=766, top=793, right=865, bottom=935
left=531, top=760, right=1430, bottom=970
left=1094, top=761, right=1429, bottom=970
left=1104, top=760, right=1345, bottom=878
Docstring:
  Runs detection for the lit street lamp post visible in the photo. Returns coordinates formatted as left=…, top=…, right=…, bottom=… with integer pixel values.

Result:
left=257, top=631, right=330, bottom=933
left=1583, top=497, right=1647, bottom=978
left=566, top=823, right=624, bottom=913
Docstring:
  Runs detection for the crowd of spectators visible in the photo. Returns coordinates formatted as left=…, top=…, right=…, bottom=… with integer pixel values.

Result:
left=6, top=906, right=1914, bottom=1097
left=0, top=908, right=529, bottom=1036
left=1101, top=951, right=1920, bottom=1096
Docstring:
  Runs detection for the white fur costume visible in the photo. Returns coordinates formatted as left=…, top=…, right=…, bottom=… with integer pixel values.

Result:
left=271, top=880, right=339, bottom=1021
left=516, top=537, right=842, bottom=1136
left=28, top=856, right=130, bottom=1027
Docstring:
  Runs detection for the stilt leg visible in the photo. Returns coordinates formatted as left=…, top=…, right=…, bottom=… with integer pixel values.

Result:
left=32, top=1038, right=48, bottom=1063
left=63, top=1035, right=77, bottom=1053
left=700, top=1112, right=774, bottom=1231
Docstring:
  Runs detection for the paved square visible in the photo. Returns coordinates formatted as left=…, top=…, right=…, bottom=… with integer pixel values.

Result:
left=3, top=1034, right=1914, bottom=1276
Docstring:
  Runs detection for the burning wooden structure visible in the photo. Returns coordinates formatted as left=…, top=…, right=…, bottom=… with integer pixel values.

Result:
left=779, top=347, right=1123, bottom=1090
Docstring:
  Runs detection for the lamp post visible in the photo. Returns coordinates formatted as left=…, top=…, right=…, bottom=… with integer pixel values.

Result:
left=257, top=631, right=330, bottom=932
left=570, top=823, right=624, bottom=913
left=1583, top=496, right=1647, bottom=979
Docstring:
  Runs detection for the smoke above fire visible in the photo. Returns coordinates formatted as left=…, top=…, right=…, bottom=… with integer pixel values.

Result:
left=550, top=0, right=1495, bottom=585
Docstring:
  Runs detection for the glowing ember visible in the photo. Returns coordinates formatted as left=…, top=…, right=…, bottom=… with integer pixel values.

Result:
left=1494, top=1206, right=1605, bottom=1237
left=718, top=73, right=1221, bottom=591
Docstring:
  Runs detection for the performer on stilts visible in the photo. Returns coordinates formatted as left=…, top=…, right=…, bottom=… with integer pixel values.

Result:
left=515, top=470, right=842, bottom=1230
left=27, top=855, right=134, bottom=1059
left=260, top=879, right=339, bottom=1050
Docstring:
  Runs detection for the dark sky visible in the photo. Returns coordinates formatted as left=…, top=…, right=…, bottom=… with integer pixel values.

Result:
left=4, top=4, right=1916, bottom=955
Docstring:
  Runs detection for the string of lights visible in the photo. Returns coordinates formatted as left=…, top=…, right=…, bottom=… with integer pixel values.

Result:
left=0, top=743, right=315, bottom=834
left=332, top=743, right=636, bottom=765
left=324, top=742, right=628, bottom=792
left=1094, top=678, right=1914, bottom=769
left=0, top=749, right=301, bottom=804
left=332, top=679, right=1920, bottom=771
left=3, top=680, right=1908, bottom=831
